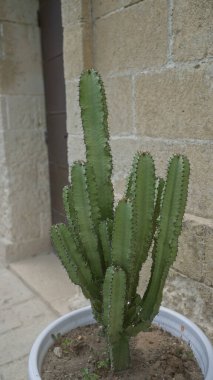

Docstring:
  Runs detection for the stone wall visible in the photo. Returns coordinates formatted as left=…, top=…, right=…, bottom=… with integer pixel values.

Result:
left=61, top=0, right=213, bottom=339
left=0, top=0, right=51, bottom=263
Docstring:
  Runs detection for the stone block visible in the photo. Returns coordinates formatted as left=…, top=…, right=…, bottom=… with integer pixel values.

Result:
left=0, top=305, right=55, bottom=366
left=0, top=22, right=43, bottom=94
left=0, top=296, right=54, bottom=336
left=63, top=22, right=92, bottom=80
left=62, top=0, right=91, bottom=27
left=163, top=269, right=213, bottom=341
left=11, top=253, right=87, bottom=315
left=92, top=0, right=124, bottom=18
left=92, top=0, right=143, bottom=19
left=135, top=66, right=213, bottom=140
left=173, top=0, right=213, bottom=61
left=4, top=128, right=47, bottom=166
left=111, top=137, right=213, bottom=218
left=37, top=160, right=51, bottom=211
left=105, top=76, right=133, bottom=135
left=0, top=355, right=27, bottom=380
left=61, top=0, right=82, bottom=26
left=174, top=214, right=213, bottom=287
left=94, top=0, right=167, bottom=74
left=40, top=212, right=51, bottom=238
left=5, top=236, right=51, bottom=263
left=0, top=0, right=38, bottom=25
left=5, top=95, right=46, bottom=130
left=63, top=26, right=83, bottom=80
left=0, top=267, right=33, bottom=311
left=2, top=128, right=50, bottom=242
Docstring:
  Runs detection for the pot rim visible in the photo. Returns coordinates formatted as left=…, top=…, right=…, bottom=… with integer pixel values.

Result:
left=28, top=305, right=213, bottom=380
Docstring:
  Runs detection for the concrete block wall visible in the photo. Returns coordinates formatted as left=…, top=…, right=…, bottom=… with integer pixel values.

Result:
left=61, top=0, right=213, bottom=338
left=0, top=0, right=51, bottom=263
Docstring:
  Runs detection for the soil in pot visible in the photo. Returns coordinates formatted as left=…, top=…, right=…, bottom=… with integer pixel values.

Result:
left=41, top=324, right=203, bottom=380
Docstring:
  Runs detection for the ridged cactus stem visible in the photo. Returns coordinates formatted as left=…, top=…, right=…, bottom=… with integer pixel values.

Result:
left=103, top=266, right=130, bottom=371
left=79, top=69, right=114, bottom=221
left=140, top=155, right=190, bottom=323
left=108, top=336, right=130, bottom=372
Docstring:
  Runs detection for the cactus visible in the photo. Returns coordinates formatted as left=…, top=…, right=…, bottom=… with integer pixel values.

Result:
left=51, top=69, right=190, bottom=372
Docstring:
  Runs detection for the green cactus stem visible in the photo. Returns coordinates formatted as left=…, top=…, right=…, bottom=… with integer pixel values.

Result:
left=140, top=154, right=190, bottom=324
left=79, top=69, right=114, bottom=222
left=103, top=266, right=130, bottom=371
left=51, top=69, right=190, bottom=373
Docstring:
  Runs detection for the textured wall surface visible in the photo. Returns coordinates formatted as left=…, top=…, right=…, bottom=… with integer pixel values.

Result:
left=61, top=0, right=213, bottom=339
left=0, top=0, right=51, bottom=263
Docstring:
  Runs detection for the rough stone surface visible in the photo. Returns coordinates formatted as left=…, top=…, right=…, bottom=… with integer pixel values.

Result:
left=0, top=355, right=27, bottom=380
left=4, top=129, right=46, bottom=165
left=0, top=0, right=38, bottom=24
left=0, top=22, right=43, bottom=94
left=11, top=253, right=89, bottom=315
left=3, top=95, right=46, bottom=130
left=66, top=80, right=82, bottom=136
left=64, top=26, right=86, bottom=80
left=4, top=236, right=51, bottom=263
left=61, top=0, right=82, bottom=26
left=173, top=0, right=213, bottom=61
left=63, top=22, right=92, bottom=80
left=2, top=128, right=50, bottom=243
left=0, top=96, right=8, bottom=131
left=92, top=0, right=124, bottom=18
left=94, top=0, right=168, bottom=74
left=67, top=135, right=85, bottom=168
left=105, top=76, right=133, bottom=135
left=0, top=0, right=51, bottom=262
left=111, top=137, right=141, bottom=177
left=135, top=65, right=213, bottom=140
left=163, top=269, right=213, bottom=341
left=92, top=0, right=145, bottom=19
left=0, top=267, right=32, bottom=310
left=175, top=214, right=213, bottom=287
left=0, top=307, right=55, bottom=366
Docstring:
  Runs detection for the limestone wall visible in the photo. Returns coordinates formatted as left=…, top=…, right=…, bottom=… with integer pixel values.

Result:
left=61, top=0, right=213, bottom=338
left=0, top=0, right=51, bottom=263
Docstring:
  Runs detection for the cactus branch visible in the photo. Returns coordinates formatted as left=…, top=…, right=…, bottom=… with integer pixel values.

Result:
left=79, top=69, right=114, bottom=221
left=128, top=153, right=156, bottom=299
left=140, top=155, right=190, bottom=325
left=71, top=162, right=103, bottom=280
left=111, top=199, right=132, bottom=276
left=103, top=266, right=130, bottom=371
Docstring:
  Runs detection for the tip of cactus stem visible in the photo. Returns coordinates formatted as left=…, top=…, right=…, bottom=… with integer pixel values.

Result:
left=80, top=68, right=100, bottom=77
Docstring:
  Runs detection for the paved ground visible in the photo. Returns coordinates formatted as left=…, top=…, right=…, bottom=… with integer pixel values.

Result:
left=0, top=253, right=89, bottom=380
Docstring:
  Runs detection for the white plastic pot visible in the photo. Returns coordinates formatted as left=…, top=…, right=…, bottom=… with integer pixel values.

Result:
left=28, top=306, right=213, bottom=380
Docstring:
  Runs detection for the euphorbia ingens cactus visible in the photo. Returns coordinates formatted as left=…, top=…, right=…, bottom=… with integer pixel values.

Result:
left=51, top=69, right=190, bottom=372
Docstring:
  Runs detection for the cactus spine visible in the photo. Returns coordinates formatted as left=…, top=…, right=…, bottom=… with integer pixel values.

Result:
left=51, top=69, right=190, bottom=372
